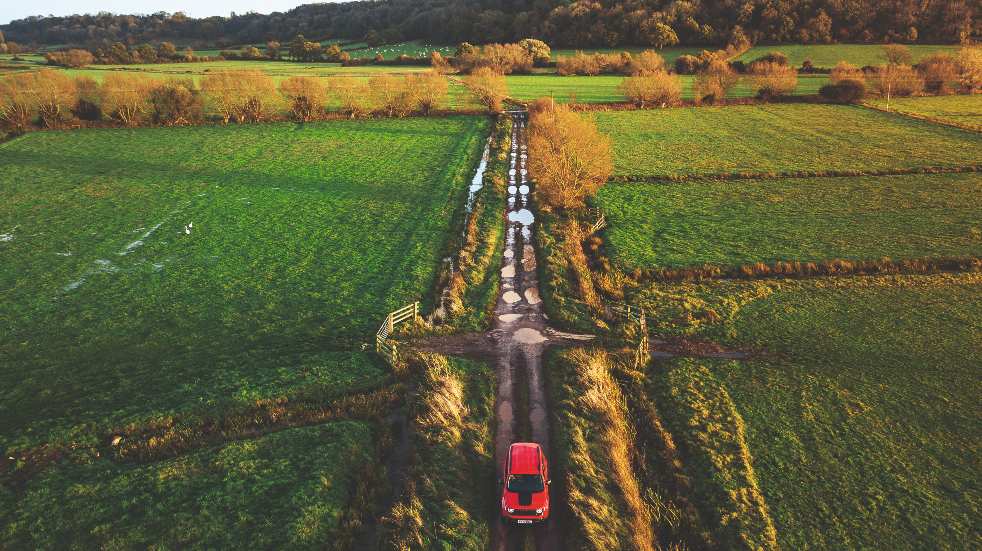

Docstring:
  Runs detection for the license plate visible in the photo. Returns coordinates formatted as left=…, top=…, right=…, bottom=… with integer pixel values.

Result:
left=516, top=520, right=533, bottom=524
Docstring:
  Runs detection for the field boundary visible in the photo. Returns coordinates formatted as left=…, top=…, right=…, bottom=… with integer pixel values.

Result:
left=859, top=100, right=982, bottom=133
left=609, top=302, right=650, bottom=368
left=607, top=163, right=982, bottom=184
left=629, top=256, right=982, bottom=283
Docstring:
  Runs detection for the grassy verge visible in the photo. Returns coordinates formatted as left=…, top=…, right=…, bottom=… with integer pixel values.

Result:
left=536, top=210, right=605, bottom=332
left=382, top=353, right=495, bottom=550
left=2, top=422, right=380, bottom=550
left=650, top=359, right=779, bottom=550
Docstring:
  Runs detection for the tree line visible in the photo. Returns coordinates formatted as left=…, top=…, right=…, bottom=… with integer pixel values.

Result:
left=2, top=1, right=976, bottom=51
left=0, top=70, right=464, bottom=133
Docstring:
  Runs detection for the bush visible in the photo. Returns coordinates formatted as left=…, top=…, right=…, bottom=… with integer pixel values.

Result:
left=279, top=76, right=327, bottom=121
left=557, top=51, right=601, bottom=76
left=464, top=68, right=507, bottom=112
left=45, top=49, right=95, bottom=68
left=201, top=70, right=279, bottom=123
left=528, top=102, right=612, bottom=210
left=368, top=74, right=414, bottom=117
left=830, top=60, right=865, bottom=85
left=674, top=54, right=702, bottom=75
left=518, top=38, right=551, bottom=67
left=872, top=64, right=924, bottom=99
left=406, top=72, right=448, bottom=115
left=632, top=50, right=666, bottom=75
left=751, top=62, right=798, bottom=99
left=693, top=59, right=739, bottom=104
left=456, top=43, right=532, bottom=74
left=619, top=71, right=681, bottom=107
left=820, top=80, right=866, bottom=103
left=0, top=72, right=38, bottom=130
left=751, top=51, right=789, bottom=67
left=101, top=73, right=153, bottom=126
left=34, top=70, right=78, bottom=128
left=918, top=53, right=959, bottom=94
left=957, top=46, right=982, bottom=92
left=149, top=79, right=201, bottom=125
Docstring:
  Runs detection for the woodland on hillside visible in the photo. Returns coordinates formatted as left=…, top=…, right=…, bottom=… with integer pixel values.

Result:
left=2, top=0, right=977, bottom=49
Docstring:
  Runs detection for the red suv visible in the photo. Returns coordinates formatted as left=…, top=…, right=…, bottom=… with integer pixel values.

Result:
left=500, top=442, right=550, bottom=524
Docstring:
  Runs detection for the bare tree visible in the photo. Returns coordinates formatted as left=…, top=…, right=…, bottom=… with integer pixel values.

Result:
left=201, top=70, right=279, bottom=124
left=149, top=78, right=201, bottom=125
left=369, top=75, right=414, bottom=117
left=527, top=102, right=613, bottom=210
left=750, top=62, right=798, bottom=99
left=958, top=46, right=982, bottom=93
left=34, top=69, right=77, bottom=127
left=279, top=76, right=327, bottom=121
left=830, top=61, right=865, bottom=85
left=332, top=79, right=373, bottom=118
left=101, top=73, right=152, bottom=126
left=0, top=72, right=38, bottom=131
left=872, top=64, right=924, bottom=106
left=406, top=72, right=449, bottom=115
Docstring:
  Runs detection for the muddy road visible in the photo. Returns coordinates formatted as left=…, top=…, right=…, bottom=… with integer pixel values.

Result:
left=489, top=111, right=587, bottom=551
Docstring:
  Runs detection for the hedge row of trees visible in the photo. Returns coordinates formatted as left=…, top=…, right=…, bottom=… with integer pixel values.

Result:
left=2, top=1, right=975, bottom=51
left=0, top=69, right=458, bottom=132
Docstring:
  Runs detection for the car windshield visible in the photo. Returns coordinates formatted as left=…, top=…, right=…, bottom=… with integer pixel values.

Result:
left=507, top=474, right=544, bottom=493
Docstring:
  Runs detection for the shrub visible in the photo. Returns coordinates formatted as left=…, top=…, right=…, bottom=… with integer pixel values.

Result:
left=406, top=72, right=449, bottom=115
left=430, top=51, right=451, bottom=74
left=557, top=51, right=601, bottom=76
left=332, top=79, right=373, bottom=118
left=830, top=60, right=865, bottom=85
left=464, top=68, right=507, bottom=112
left=368, top=74, right=414, bottom=117
left=518, top=38, right=551, bottom=67
left=149, top=79, right=201, bottom=125
left=957, top=46, right=982, bottom=92
left=694, top=59, right=739, bottom=104
left=883, top=44, right=912, bottom=65
left=101, top=73, right=152, bottom=126
left=619, top=71, right=681, bottom=107
left=820, top=80, right=866, bottom=103
left=632, top=50, right=666, bottom=75
left=751, top=62, right=798, bottom=99
left=528, top=102, right=612, bottom=210
left=674, top=54, right=702, bottom=75
left=279, top=76, right=327, bottom=122
left=751, top=51, right=789, bottom=67
left=918, top=53, right=959, bottom=94
left=872, top=64, right=924, bottom=100
left=456, top=43, right=533, bottom=74
left=201, top=70, right=278, bottom=124
left=44, top=49, right=95, bottom=68
left=0, top=72, right=37, bottom=130
left=34, top=70, right=78, bottom=128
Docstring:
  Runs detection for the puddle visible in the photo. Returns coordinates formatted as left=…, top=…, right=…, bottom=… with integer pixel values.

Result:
left=508, top=185, right=517, bottom=194
left=499, top=313, right=523, bottom=323
left=502, top=290, right=522, bottom=304
left=56, top=251, right=72, bottom=257
left=501, top=264, right=516, bottom=278
left=508, top=209, right=534, bottom=226
left=0, top=233, right=13, bottom=242
left=503, top=249, right=514, bottom=259
left=513, top=327, right=546, bottom=344
left=522, top=255, right=536, bottom=271
left=519, top=185, right=530, bottom=194
left=524, top=288, right=542, bottom=305
left=465, top=137, right=492, bottom=213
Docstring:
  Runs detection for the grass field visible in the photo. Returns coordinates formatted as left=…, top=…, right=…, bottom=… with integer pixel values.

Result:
left=506, top=74, right=830, bottom=103
left=596, top=173, right=982, bottom=270
left=550, top=46, right=705, bottom=65
left=866, top=94, right=982, bottom=130
left=2, top=421, right=377, bottom=549
left=593, top=104, right=982, bottom=179
left=346, top=41, right=455, bottom=60
left=0, top=116, right=489, bottom=450
left=640, top=273, right=982, bottom=550
left=736, top=44, right=960, bottom=68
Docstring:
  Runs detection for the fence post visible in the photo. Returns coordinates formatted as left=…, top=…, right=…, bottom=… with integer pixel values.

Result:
left=387, top=313, right=394, bottom=335
left=413, top=301, right=420, bottom=323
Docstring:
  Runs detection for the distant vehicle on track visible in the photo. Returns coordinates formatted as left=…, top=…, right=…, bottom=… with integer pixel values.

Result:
left=500, top=442, right=550, bottom=524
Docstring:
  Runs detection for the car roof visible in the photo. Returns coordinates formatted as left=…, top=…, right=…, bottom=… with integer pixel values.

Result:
left=509, top=442, right=541, bottom=474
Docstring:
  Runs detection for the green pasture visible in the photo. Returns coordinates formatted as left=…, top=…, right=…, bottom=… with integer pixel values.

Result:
left=597, top=173, right=982, bottom=270
left=593, top=104, right=982, bottom=179
left=0, top=116, right=489, bottom=450
left=866, top=94, right=982, bottom=130
left=2, top=422, right=376, bottom=549
left=736, top=44, right=961, bottom=68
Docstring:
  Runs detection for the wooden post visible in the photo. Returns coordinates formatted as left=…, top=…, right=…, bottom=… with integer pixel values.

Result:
left=413, top=301, right=419, bottom=323
left=387, top=313, right=394, bottom=335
